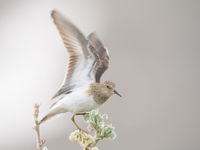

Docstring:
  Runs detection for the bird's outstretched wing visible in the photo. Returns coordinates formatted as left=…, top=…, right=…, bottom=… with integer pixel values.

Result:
left=51, top=10, right=109, bottom=99
left=87, top=33, right=110, bottom=82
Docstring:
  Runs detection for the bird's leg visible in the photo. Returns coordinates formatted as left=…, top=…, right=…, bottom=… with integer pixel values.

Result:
left=71, top=113, right=88, bottom=133
left=76, top=112, right=88, bottom=116
left=71, top=115, right=81, bottom=130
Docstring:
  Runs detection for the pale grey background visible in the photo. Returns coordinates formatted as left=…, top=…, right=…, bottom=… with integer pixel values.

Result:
left=0, top=0, right=200, bottom=149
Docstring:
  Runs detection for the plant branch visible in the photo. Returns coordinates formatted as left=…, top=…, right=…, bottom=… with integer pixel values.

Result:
left=69, top=110, right=116, bottom=150
left=33, top=103, right=45, bottom=150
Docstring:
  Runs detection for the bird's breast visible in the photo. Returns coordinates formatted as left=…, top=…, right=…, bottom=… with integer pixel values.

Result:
left=59, top=88, right=100, bottom=113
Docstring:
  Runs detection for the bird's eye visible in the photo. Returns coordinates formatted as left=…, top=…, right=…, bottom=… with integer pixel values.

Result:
left=106, top=85, right=112, bottom=89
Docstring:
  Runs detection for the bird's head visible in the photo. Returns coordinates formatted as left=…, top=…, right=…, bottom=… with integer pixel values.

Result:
left=102, top=81, right=122, bottom=98
left=88, top=81, right=122, bottom=104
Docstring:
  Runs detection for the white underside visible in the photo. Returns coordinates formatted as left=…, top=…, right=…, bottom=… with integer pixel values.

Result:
left=51, top=85, right=100, bottom=114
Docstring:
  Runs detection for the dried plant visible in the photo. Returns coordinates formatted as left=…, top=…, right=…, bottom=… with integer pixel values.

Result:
left=33, top=103, right=46, bottom=150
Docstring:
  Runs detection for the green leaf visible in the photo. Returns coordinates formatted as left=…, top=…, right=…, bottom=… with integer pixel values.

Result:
left=98, top=124, right=116, bottom=140
left=83, top=113, right=89, bottom=122
left=82, top=109, right=117, bottom=140
left=95, top=134, right=103, bottom=140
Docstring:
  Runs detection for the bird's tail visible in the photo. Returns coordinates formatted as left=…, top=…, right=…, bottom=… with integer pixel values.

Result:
left=39, top=107, right=66, bottom=124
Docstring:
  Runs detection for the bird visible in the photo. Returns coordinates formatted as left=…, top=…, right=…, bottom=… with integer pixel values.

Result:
left=39, top=10, right=121, bottom=131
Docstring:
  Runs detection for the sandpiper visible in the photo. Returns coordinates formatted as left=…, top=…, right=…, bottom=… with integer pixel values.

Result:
left=39, top=10, right=121, bottom=131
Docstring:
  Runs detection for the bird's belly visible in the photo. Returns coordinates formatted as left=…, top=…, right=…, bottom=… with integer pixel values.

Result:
left=59, top=91, right=100, bottom=113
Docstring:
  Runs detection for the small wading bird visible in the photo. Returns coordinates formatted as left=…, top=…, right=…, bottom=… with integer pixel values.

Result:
left=39, top=10, right=121, bottom=131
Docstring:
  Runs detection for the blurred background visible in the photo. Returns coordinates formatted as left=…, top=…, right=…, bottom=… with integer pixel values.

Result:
left=0, top=0, right=200, bottom=149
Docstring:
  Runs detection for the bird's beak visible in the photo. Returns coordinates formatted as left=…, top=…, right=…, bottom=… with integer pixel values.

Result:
left=114, top=90, right=122, bottom=97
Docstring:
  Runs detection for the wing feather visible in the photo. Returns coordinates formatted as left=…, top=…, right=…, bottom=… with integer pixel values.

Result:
left=88, top=33, right=110, bottom=82
left=51, top=10, right=89, bottom=99
left=50, top=11, right=110, bottom=100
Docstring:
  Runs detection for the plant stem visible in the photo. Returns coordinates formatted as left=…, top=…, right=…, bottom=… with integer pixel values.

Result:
left=33, top=103, right=45, bottom=150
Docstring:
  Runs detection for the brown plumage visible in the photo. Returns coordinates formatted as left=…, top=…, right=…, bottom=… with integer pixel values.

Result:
left=51, top=10, right=89, bottom=99
left=88, top=33, right=110, bottom=82
left=50, top=10, right=110, bottom=100
left=87, top=81, right=116, bottom=104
